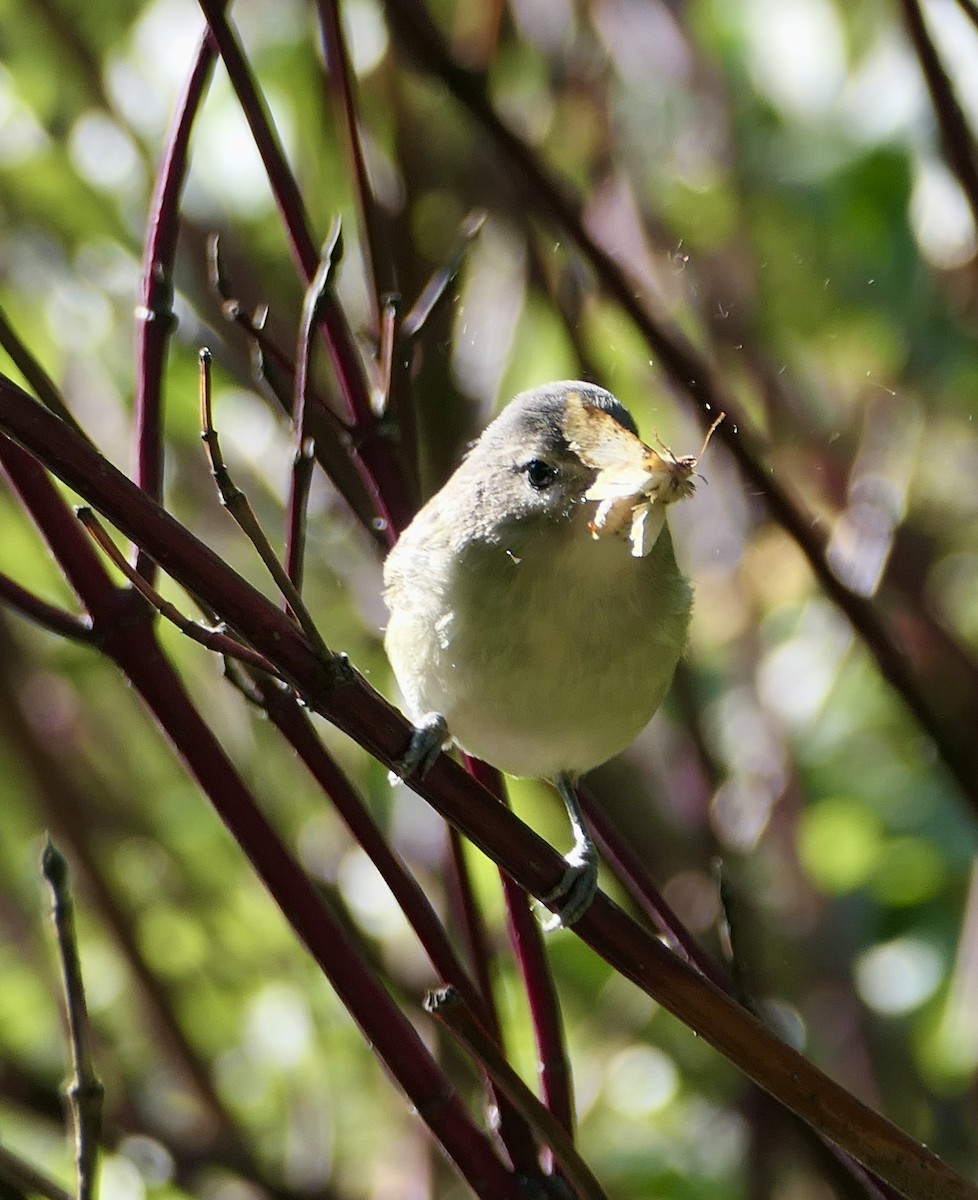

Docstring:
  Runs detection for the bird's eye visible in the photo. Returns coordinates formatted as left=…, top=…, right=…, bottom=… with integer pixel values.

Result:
left=524, top=459, right=558, bottom=490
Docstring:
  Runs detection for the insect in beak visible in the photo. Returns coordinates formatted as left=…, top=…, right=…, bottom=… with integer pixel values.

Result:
left=563, top=393, right=724, bottom=557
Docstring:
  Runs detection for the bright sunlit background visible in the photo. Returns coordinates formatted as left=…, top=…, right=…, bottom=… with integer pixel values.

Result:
left=2, top=0, right=978, bottom=1196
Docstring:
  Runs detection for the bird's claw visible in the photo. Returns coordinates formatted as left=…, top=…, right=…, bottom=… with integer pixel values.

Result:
left=389, top=712, right=449, bottom=784
left=541, top=845, right=599, bottom=931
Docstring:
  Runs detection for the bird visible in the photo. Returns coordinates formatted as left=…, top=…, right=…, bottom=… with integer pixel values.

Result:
left=383, top=380, right=706, bottom=927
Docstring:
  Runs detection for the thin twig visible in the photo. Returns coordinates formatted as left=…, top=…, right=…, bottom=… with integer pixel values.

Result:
left=376, top=295, right=397, bottom=406
left=383, top=208, right=488, bottom=498
left=207, top=236, right=387, bottom=541
left=287, top=222, right=344, bottom=587
left=4, top=377, right=977, bottom=1200
left=76, top=507, right=283, bottom=678
left=293, top=221, right=345, bottom=433
left=581, top=786, right=730, bottom=992
left=0, top=572, right=94, bottom=643
left=0, top=627, right=281, bottom=1186
left=436, top=815, right=547, bottom=1178
left=197, top=348, right=334, bottom=662
left=313, top=0, right=391, bottom=313
left=2, top=400, right=522, bottom=1199
left=443, top=823, right=498, bottom=1013
left=0, top=1142, right=73, bottom=1200
left=0, top=304, right=90, bottom=444
left=401, top=208, right=488, bottom=341
left=464, top=756, right=575, bottom=1138
left=208, top=235, right=303, bottom=383
left=194, top=0, right=367, bottom=415
left=373, top=293, right=409, bottom=485
left=197, top=0, right=415, bottom=534
left=426, top=986, right=609, bottom=1200
left=134, top=23, right=217, bottom=587
left=381, top=0, right=978, bottom=818
left=41, top=840, right=104, bottom=1200
left=900, top=0, right=978, bottom=235
left=285, top=437, right=316, bottom=592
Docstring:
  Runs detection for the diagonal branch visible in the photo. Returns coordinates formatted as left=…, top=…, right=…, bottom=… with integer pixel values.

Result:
left=427, top=986, right=608, bottom=1200
left=134, top=21, right=217, bottom=580
left=381, top=0, right=978, bottom=818
left=0, top=571, right=94, bottom=643
left=901, top=0, right=978, bottom=235
left=2, top=376, right=976, bottom=1200
left=196, top=0, right=415, bottom=533
left=1, top=401, right=523, bottom=1200
left=313, top=0, right=391, bottom=312
left=464, top=755, right=575, bottom=1139
left=0, top=305, right=90, bottom=443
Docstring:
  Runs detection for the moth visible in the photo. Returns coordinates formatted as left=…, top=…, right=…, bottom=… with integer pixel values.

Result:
left=563, top=392, right=724, bottom=558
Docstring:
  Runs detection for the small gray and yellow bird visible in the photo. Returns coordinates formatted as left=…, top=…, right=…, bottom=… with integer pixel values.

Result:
left=384, top=381, right=713, bottom=926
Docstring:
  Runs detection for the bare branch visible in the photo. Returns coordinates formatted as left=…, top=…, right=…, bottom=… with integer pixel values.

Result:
left=76, top=506, right=283, bottom=678
left=197, top=348, right=333, bottom=662
left=41, top=841, right=104, bottom=1200
left=427, top=986, right=608, bottom=1200
left=901, top=0, right=978, bottom=235
left=0, top=1142, right=73, bottom=1200
left=0, top=571, right=94, bottom=643
left=380, top=0, right=978, bottom=819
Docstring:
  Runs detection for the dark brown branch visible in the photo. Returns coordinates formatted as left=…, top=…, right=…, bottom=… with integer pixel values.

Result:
left=288, top=223, right=345, bottom=586
left=0, top=572, right=94, bottom=643
left=32, top=0, right=416, bottom=580
left=197, top=348, right=332, bottom=661
left=2, top=377, right=974, bottom=1200
left=1, top=408, right=522, bottom=1200
left=464, top=756, right=575, bottom=1139
left=206, top=236, right=387, bottom=544
left=196, top=0, right=415, bottom=537
left=900, top=0, right=978, bottom=236
left=253, top=680, right=543, bottom=1181
left=134, top=24, right=217, bottom=580
left=0, top=305, right=90, bottom=443
left=76, top=506, right=282, bottom=678
left=426, top=986, right=608, bottom=1200
left=314, top=0, right=391, bottom=310
left=582, top=785, right=731, bottom=991
left=381, top=0, right=978, bottom=821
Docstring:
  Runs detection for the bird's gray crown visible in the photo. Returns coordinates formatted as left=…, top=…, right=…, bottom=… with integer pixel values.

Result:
left=478, top=381, right=638, bottom=458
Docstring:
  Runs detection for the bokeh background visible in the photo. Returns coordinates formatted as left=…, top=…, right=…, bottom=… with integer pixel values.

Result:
left=2, top=0, right=978, bottom=1196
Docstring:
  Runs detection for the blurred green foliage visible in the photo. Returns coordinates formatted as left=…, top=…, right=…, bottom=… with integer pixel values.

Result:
left=2, top=0, right=978, bottom=1197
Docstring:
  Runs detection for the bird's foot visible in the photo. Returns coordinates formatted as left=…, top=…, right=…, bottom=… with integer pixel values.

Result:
left=541, top=843, right=599, bottom=931
left=388, top=712, right=449, bottom=784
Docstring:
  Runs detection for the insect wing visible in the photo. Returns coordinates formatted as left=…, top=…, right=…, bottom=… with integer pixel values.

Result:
left=629, top=500, right=667, bottom=558
left=585, top=463, right=659, bottom=502
left=564, top=391, right=650, bottom=471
